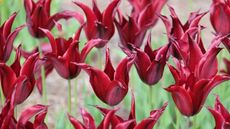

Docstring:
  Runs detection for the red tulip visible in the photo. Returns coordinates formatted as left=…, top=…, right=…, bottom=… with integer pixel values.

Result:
left=0, top=12, right=25, bottom=62
left=210, top=0, right=230, bottom=35
left=75, top=48, right=135, bottom=106
left=208, top=96, right=230, bottom=129
left=16, top=105, right=48, bottom=129
left=160, top=6, right=207, bottom=58
left=68, top=94, right=168, bottom=129
left=123, top=35, right=170, bottom=85
left=210, top=0, right=230, bottom=52
left=115, top=14, right=147, bottom=48
left=221, top=58, right=230, bottom=76
left=0, top=93, right=48, bottom=129
left=0, top=52, right=38, bottom=105
left=129, top=0, right=167, bottom=29
left=24, top=0, right=84, bottom=38
left=40, top=27, right=105, bottom=79
left=166, top=36, right=230, bottom=116
left=74, top=0, right=120, bottom=48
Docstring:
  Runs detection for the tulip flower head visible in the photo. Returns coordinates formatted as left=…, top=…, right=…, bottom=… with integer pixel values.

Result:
left=0, top=13, right=25, bottom=62
left=68, top=94, right=168, bottom=129
left=75, top=48, right=135, bottom=106
left=41, top=27, right=105, bottom=79
left=208, top=96, right=230, bottom=129
left=74, top=0, right=120, bottom=48
left=166, top=36, right=230, bottom=116
left=24, top=0, right=83, bottom=38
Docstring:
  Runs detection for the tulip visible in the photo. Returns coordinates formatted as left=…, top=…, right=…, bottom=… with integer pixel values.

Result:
left=115, top=14, right=147, bottom=48
left=115, top=0, right=167, bottom=48
left=40, top=27, right=105, bottom=79
left=24, top=0, right=84, bottom=38
left=0, top=52, right=38, bottom=105
left=75, top=48, right=135, bottom=106
left=68, top=94, right=168, bottom=129
left=0, top=12, right=25, bottom=62
left=74, top=0, right=120, bottom=48
left=210, top=0, right=230, bottom=35
left=210, top=0, right=230, bottom=52
left=123, top=35, right=170, bottom=85
left=221, top=58, right=230, bottom=76
left=129, top=0, right=167, bottom=29
left=160, top=6, right=207, bottom=58
left=208, top=96, right=230, bottom=129
left=0, top=100, right=48, bottom=129
left=166, top=36, right=230, bottom=116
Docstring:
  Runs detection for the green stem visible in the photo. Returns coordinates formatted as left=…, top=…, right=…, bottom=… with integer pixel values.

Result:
left=38, top=43, right=47, bottom=104
left=74, top=79, right=77, bottom=114
left=68, top=79, right=72, bottom=113
left=0, top=86, right=4, bottom=106
left=149, top=86, right=154, bottom=110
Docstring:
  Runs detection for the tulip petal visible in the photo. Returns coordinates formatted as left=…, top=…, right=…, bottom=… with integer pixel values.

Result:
left=4, top=24, right=25, bottom=62
left=165, top=85, right=193, bottom=116
left=16, top=105, right=47, bottom=128
left=3, top=12, right=17, bottom=39
left=104, top=48, right=115, bottom=80
left=80, top=108, right=96, bottom=129
left=115, top=120, right=135, bottom=129
left=0, top=63, right=17, bottom=98
left=68, top=114, right=86, bottom=129
left=208, top=107, right=225, bottom=129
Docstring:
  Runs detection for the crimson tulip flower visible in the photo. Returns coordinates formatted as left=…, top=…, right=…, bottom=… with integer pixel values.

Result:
left=123, top=35, right=170, bottom=85
left=129, top=0, right=167, bottom=29
left=0, top=52, right=38, bottom=105
left=210, top=0, right=230, bottom=52
left=24, top=0, right=83, bottom=38
left=166, top=36, right=230, bottom=116
left=0, top=100, right=48, bottom=129
left=160, top=6, right=207, bottom=58
left=221, top=58, right=230, bottom=76
left=208, top=96, right=230, bottom=129
left=115, top=14, right=147, bottom=48
left=40, top=27, right=105, bottom=79
left=68, top=94, right=168, bottom=129
left=0, top=12, right=25, bottom=62
left=115, top=0, right=167, bottom=48
left=74, top=0, right=120, bottom=48
left=75, top=48, right=135, bottom=106
left=210, top=0, right=230, bottom=35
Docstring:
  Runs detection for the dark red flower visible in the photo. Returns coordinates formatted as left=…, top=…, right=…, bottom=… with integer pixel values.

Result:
left=0, top=12, right=25, bottom=63
left=0, top=52, right=38, bottom=105
left=210, top=0, right=230, bottom=35
left=123, top=35, right=170, bottom=86
left=221, top=58, right=230, bottom=76
left=115, top=14, right=147, bottom=48
left=75, top=48, right=135, bottom=106
left=24, top=0, right=84, bottom=38
left=74, top=0, right=120, bottom=48
left=115, top=0, right=167, bottom=48
left=129, top=0, right=167, bottom=29
left=16, top=105, right=48, bottom=129
left=0, top=100, right=48, bottom=129
left=68, top=94, right=168, bottom=129
left=166, top=36, right=230, bottom=116
left=208, top=96, right=230, bottom=129
left=210, top=0, right=230, bottom=52
left=41, top=27, right=105, bottom=79
left=160, top=6, right=207, bottom=58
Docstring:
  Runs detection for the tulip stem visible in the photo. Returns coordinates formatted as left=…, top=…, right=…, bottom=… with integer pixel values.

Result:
left=38, top=42, right=48, bottom=104
left=0, top=86, right=4, bottom=106
left=186, top=117, right=192, bottom=129
left=149, top=86, right=154, bottom=109
left=68, top=79, right=72, bottom=113
left=74, top=79, right=78, bottom=114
